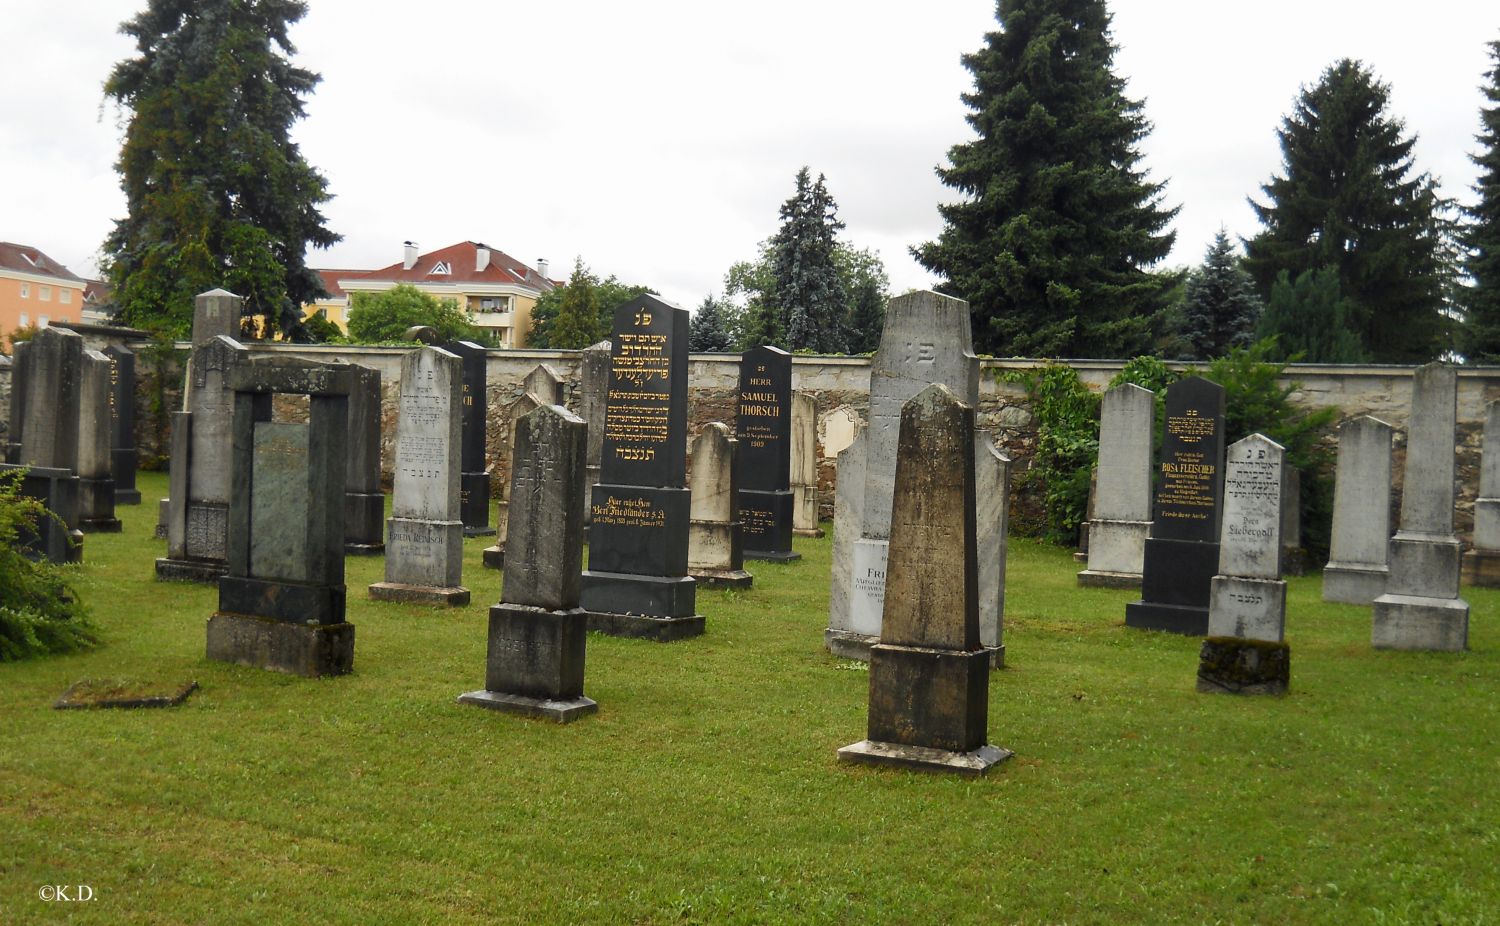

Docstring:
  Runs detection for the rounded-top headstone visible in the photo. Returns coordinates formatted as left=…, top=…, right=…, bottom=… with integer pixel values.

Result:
left=1152, top=376, right=1226, bottom=544
left=403, top=325, right=441, bottom=344
left=599, top=294, right=689, bottom=488
left=1218, top=433, right=1285, bottom=580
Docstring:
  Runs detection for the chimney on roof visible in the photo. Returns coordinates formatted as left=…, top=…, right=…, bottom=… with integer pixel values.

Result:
left=476, top=243, right=490, bottom=273
left=536, top=258, right=549, bottom=281
left=403, top=241, right=418, bottom=270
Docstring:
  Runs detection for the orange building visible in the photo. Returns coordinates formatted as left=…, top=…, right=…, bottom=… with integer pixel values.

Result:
left=0, top=242, right=87, bottom=345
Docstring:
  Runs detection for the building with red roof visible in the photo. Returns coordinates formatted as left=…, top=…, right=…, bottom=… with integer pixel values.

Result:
left=0, top=241, right=87, bottom=345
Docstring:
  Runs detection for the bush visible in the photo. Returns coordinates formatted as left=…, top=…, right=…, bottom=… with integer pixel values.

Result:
left=345, top=285, right=483, bottom=344
left=0, top=470, right=97, bottom=661
left=1002, top=363, right=1100, bottom=544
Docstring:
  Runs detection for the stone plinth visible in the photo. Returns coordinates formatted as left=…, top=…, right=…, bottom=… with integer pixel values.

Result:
left=206, top=612, right=354, bottom=678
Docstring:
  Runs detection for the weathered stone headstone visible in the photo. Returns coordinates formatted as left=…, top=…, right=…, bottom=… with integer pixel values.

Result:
left=1372, top=363, right=1469, bottom=650
left=459, top=404, right=596, bottom=721
left=821, top=405, right=859, bottom=460
left=192, top=289, right=241, bottom=345
left=687, top=423, right=752, bottom=587
left=444, top=340, right=493, bottom=537
left=206, top=357, right=354, bottom=677
left=102, top=344, right=141, bottom=505
left=0, top=464, right=79, bottom=563
left=3, top=342, right=23, bottom=464
left=791, top=391, right=823, bottom=537
left=522, top=363, right=565, bottom=405
left=1462, top=400, right=1500, bottom=586
left=578, top=340, right=611, bottom=528
left=1126, top=376, right=1226, bottom=635
left=1322, top=415, right=1393, bottom=604
left=579, top=295, right=703, bottom=640
left=482, top=391, right=541, bottom=569
left=1079, top=383, right=1154, bottom=588
left=976, top=432, right=1010, bottom=665
left=1280, top=468, right=1306, bottom=576
left=1198, top=434, right=1290, bottom=695
left=369, top=347, right=469, bottom=606
left=837, top=384, right=1012, bottom=776
left=13, top=328, right=84, bottom=561
left=76, top=350, right=121, bottom=532
left=737, top=345, right=798, bottom=561
left=827, top=425, right=869, bottom=648
left=826, top=291, right=980, bottom=659
left=344, top=363, right=384, bottom=555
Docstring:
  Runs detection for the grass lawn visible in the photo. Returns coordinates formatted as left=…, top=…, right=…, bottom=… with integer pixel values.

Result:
left=2, top=470, right=1497, bottom=924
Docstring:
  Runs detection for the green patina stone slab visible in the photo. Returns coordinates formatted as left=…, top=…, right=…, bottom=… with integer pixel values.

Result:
left=54, top=679, right=199, bottom=710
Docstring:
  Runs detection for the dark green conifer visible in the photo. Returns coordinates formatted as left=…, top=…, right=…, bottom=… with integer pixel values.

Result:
left=1177, top=230, right=1263, bottom=359
left=1466, top=38, right=1500, bottom=363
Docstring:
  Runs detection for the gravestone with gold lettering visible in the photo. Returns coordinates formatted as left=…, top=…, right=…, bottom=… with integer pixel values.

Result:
left=737, top=345, right=798, bottom=561
left=103, top=344, right=141, bottom=505
left=1126, top=376, right=1226, bottom=635
left=579, top=295, right=704, bottom=640
left=445, top=340, right=494, bottom=537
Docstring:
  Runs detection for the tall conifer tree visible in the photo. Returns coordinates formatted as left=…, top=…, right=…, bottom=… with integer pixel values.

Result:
left=1245, top=59, right=1450, bottom=363
left=1467, top=38, right=1500, bottom=363
left=913, top=0, right=1179, bottom=358
left=103, top=0, right=339, bottom=338
left=1177, top=230, right=1263, bottom=359
left=771, top=168, right=849, bottom=354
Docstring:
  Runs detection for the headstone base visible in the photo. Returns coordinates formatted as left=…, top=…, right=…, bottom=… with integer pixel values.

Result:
left=368, top=582, right=471, bottom=607
left=583, top=610, right=705, bottom=641
left=115, top=489, right=143, bottom=505
left=1322, top=563, right=1388, bottom=604
left=580, top=570, right=696, bottom=619
left=1083, top=518, right=1149, bottom=577
left=825, top=629, right=877, bottom=661
left=155, top=557, right=228, bottom=584
left=344, top=492, right=385, bottom=554
left=456, top=689, right=598, bottom=723
left=689, top=568, right=753, bottom=588
left=793, top=527, right=825, bottom=538
left=79, top=477, right=118, bottom=532
left=345, top=541, right=385, bottom=556
left=1207, top=576, right=1286, bottom=641
left=155, top=498, right=170, bottom=539
left=1388, top=535, right=1462, bottom=598
left=836, top=739, right=1012, bottom=777
left=741, top=488, right=797, bottom=561
left=1281, top=547, right=1309, bottom=577
left=2, top=464, right=80, bottom=564
left=1196, top=637, right=1290, bottom=695
left=482, top=545, right=504, bottom=569
left=1124, top=600, right=1209, bottom=636
left=1371, top=594, right=1469, bottom=651
left=220, top=576, right=345, bottom=626
left=1077, top=569, right=1142, bottom=589
left=1461, top=548, right=1500, bottom=587
left=743, top=549, right=802, bottom=563
left=79, top=517, right=123, bottom=533
left=867, top=644, right=990, bottom=753
left=460, top=472, right=494, bottom=537
left=113, top=447, right=140, bottom=505
left=1127, top=536, right=1218, bottom=635
left=205, top=611, right=354, bottom=677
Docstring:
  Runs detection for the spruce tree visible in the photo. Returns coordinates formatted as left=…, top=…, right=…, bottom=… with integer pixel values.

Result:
left=549, top=258, right=602, bottom=350
left=1255, top=268, right=1366, bottom=363
left=770, top=168, right=848, bottom=354
left=1177, top=230, right=1263, bottom=359
left=1245, top=59, right=1449, bottom=363
left=689, top=295, right=735, bottom=352
left=1467, top=38, right=1500, bottom=363
left=913, top=0, right=1179, bottom=358
left=103, top=0, right=339, bottom=339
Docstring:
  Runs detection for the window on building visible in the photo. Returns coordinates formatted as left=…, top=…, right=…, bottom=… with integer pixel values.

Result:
left=18, top=312, right=28, bottom=327
left=19, top=283, right=29, bottom=298
left=429, top=261, right=451, bottom=275
left=38, top=316, right=49, bottom=328
left=60, top=289, right=72, bottom=305
left=39, top=286, right=51, bottom=301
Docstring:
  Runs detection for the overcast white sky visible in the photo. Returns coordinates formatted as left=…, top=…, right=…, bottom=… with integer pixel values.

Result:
left=3, top=1, right=1498, bottom=310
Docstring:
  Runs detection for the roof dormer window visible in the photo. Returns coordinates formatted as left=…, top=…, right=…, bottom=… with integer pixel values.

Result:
left=429, top=261, right=452, bottom=275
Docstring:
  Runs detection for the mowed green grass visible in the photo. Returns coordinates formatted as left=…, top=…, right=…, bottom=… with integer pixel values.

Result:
left=1, top=470, right=1496, bottom=925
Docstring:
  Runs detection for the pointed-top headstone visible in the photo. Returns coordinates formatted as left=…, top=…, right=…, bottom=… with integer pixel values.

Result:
left=522, top=364, right=565, bottom=405
left=192, top=289, right=241, bottom=347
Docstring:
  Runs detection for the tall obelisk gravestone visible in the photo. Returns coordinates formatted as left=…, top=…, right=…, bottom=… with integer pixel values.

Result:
left=459, top=404, right=598, bottom=722
left=103, top=344, right=141, bottom=505
left=1126, top=376, right=1226, bottom=635
left=737, top=345, right=798, bottom=561
left=1372, top=363, right=1469, bottom=650
left=687, top=423, right=752, bottom=587
left=344, top=363, right=384, bottom=555
left=445, top=340, right=494, bottom=537
left=580, top=295, right=704, bottom=641
left=837, top=385, right=1011, bottom=776
left=369, top=346, right=469, bottom=606
left=77, top=350, right=121, bottom=532
left=1079, top=383, right=1154, bottom=588
left=1462, top=400, right=1500, bottom=586
left=790, top=392, right=823, bottom=537
left=1322, top=416, right=1393, bottom=603
left=1197, top=434, right=1290, bottom=695
left=206, top=358, right=355, bottom=677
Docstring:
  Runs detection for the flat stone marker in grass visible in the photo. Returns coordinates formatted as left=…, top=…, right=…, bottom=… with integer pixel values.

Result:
left=1079, top=382, right=1154, bottom=589
left=790, top=391, right=823, bottom=538
left=369, top=346, right=469, bottom=607
left=103, top=344, right=141, bottom=506
left=77, top=350, right=121, bottom=533
left=344, top=363, right=384, bottom=555
left=1462, top=399, right=1500, bottom=586
left=459, top=403, right=597, bottom=722
left=55, top=679, right=198, bottom=710
left=1126, top=376, right=1226, bottom=636
left=687, top=422, right=751, bottom=587
left=1372, top=363, right=1469, bottom=651
left=1199, top=434, right=1290, bottom=696
left=737, top=345, right=798, bottom=561
left=444, top=339, right=494, bottom=538
left=838, top=383, right=1012, bottom=777
left=206, top=357, right=355, bottom=677
left=1322, top=415, right=1393, bottom=604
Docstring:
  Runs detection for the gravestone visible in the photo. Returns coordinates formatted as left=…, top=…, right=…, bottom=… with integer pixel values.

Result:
left=344, top=363, right=384, bottom=555
left=1322, top=416, right=1393, bottom=604
left=579, top=295, right=704, bottom=640
left=687, top=423, right=752, bottom=587
left=522, top=363, right=565, bottom=404
left=1198, top=434, right=1290, bottom=695
left=821, top=405, right=859, bottom=460
left=0, top=464, right=79, bottom=563
left=1373, top=363, right=1469, bottom=650
left=1079, top=383, right=1154, bottom=588
left=192, top=289, right=241, bottom=344
left=369, top=347, right=469, bottom=606
left=578, top=340, right=611, bottom=528
left=791, top=392, right=823, bottom=537
left=976, top=432, right=1010, bottom=665
left=459, top=404, right=596, bottom=721
left=826, top=291, right=980, bottom=659
left=737, top=345, right=798, bottom=561
left=4, top=342, right=23, bottom=463
left=76, top=350, right=121, bottom=532
left=444, top=340, right=494, bottom=537
left=483, top=391, right=542, bottom=569
left=827, top=425, right=869, bottom=650
left=156, top=332, right=247, bottom=582
left=13, top=328, right=84, bottom=561
left=1125, top=376, right=1226, bottom=635
left=1462, top=400, right=1500, bottom=586
left=205, top=357, right=354, bottom=677
left=837, top=384, right=1012, bottom=776
left=1280, top=468, right=1306, bottom=576
left=102, top=344, right=141, bottom=505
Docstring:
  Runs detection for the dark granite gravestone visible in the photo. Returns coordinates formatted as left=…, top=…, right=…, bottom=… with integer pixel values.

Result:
left=0, top=464, right=79, bottom=563
left=458, top=404, right=597, bottom=722
left=736, top=345, right=798, bottom=561
left=1125, top=376, right=1226, bottom=635
left=76, top=350, right=121, bottom=532
left=205, top=357, right=354, bottom=677
left=343, top=363, right=384, bottom=555
left=103, top=344, right=141, bottom=505
left=579, top=295, right=703, bottom=640
left=837, top=384, right=1011, bottom=776
left=444, top=340, right=494, bottom=537
left=13, top=328, right=85, bottom=561
left=4, top=341, right=25, bottom=463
